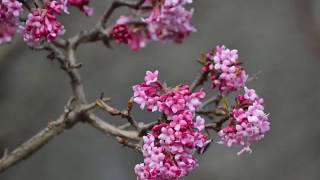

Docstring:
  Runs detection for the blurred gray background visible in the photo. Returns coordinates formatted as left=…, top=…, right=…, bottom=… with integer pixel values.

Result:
left=1, top=0, right=320, bottom=179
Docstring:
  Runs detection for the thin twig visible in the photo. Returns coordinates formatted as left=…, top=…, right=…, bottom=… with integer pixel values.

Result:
left=247, top=70, right=262, bottom=82
left=116, top=137, right=142, bottom=153
left=199, top=95, right=222, bottom=109
left=87, top=114, right=140, bottom=141
left=190, top=71, right=208, bottom=91
left=100, top=0, right=146, bottom=28
left=96, top=99, right=139, bottom=129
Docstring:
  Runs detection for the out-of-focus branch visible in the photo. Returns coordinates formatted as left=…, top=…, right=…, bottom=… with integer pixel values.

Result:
left=247, top=70, right=262, bottom=82
left=99, top=0, right=146, bottom=28
left=190, top=71, right=208, bottom=91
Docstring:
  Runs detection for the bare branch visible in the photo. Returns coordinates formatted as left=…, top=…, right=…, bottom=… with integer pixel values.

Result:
left=65, top=46, right=88, bottom=105
left=199, top=95, right=222, bottom=109
left=100, top=0, right=146, bottom=28
left=190, top=71, right=208, bottom=91
left=247, top=70, right=262, bottom=82
left=116, top=137, right=142, bottom=153
left=96, top=99, right=139, bottom=129
left=87, top=114, right=140, bottom=141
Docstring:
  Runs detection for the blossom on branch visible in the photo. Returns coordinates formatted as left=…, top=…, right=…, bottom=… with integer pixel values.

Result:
left=110, top=0, right=195, bottom=50
left=218, top=87, right=270, bottom=155
left=68, top=0, right=93, bottom=16
left=21, top=0, right=67, bottom=45
left=133, top=70, right=209, bottom=179
left=133, top=71, right=205, bottom=114
left=0, top=0, right=23, bottom=44
left=110, top=16, right=151, bottom=51
left=202, top=45, right=248, bottom=95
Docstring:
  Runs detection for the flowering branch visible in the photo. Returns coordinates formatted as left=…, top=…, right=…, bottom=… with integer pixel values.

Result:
left=0, top=0, right=271, bottom=179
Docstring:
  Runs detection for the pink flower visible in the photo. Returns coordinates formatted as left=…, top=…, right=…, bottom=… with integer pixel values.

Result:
left=146, top=0, right=192, bottom=8
left=110, top=0, right=195, bottom=50
left=21, top=1, right=67, bottom=45
left=133, top=70, right=205, bottom=115
left=146, top=6, right=196, bottom=43
left=0, top=22, right=16, bottom=44
left=203, top=45, right=248, bottom=95
left=68, top=0, right=93, bottom=16
left=0, top=0, right=23, bottom=19
left=0, top=0, right=23, bottom=44
left=218, top=87, right=270, bottom=155
left=133, top=70, right=209, bottom=179
left=145, top=70, right=159, bottom=85
left=110, top=16, right=151, bottom=51
left=195, top=116, right=205, bottom=131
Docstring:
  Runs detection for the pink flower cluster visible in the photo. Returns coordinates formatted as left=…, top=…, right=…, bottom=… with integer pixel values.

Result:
left=110, top=16, right=151, bottom=51
left=218, top=87, right=270, bottom=155
left=0, top=0, right=23, bottom=44
left=110, top=0, right=195, bottom=50
left=133, top=71, right=210, bottom=180
left=68, top=0, right=93, bottom=16
left=21, top=0, right=67, bottom=45
left=146, top=1, right=195, bottom=43
left=18, top=0, right=92, bottom=45
left=133, top=70, right=205, bottom=114
left=203, top=45, right=248, bottom=95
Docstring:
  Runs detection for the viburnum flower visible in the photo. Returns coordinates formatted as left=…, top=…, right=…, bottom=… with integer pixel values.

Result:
left=110, top=0, right=195, bottom=50
left=21, top=0, right=67, bottom=45
left=110, top=16, right=151, bottom=51
left=202, top=45, right=248, bottom=95
left=146, top=0, right=192, bottom=8
left=135, top=114, right=209, bottom=179
left=218, top=87, right=270, bottom=155
left=0, top=0, right=23, bottom=44
left=68, top=0, right=93, bottom=16
left=133, top=70, right=209, bottom=179
left=0, top=0, right=23, bottom=19
left=146, top=5, right=196, bottom=43
left=133, top=70, right=205, bottom=114
left=0, top=22, right=16, bottom=44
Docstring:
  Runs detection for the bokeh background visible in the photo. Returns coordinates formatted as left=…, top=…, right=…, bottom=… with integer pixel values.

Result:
left=1, top=0, right=320, bottom=179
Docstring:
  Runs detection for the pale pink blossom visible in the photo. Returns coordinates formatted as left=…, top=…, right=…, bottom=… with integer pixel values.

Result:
left=0, top=0, right=23, bottom=44
left=146, top=6, right=196, bottom=43
left=218, top=87, right=270, bottom=155
left=110, top=0, right=195, bottom=50
left=145, top=70, right=159, bottom=85
left=133, top=70, right=209, bottom=179
left=203, top=45, right=248, bottom=95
